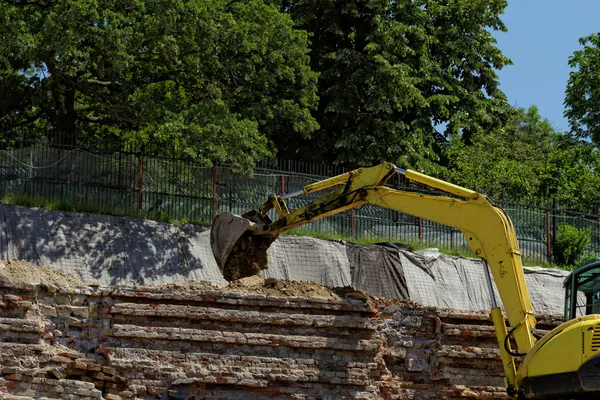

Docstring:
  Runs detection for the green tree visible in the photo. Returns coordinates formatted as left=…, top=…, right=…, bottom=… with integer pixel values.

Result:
left=447, top=105, right=600, bottom=213
left=565, top=33, right=600, bottom=143
left=544, top=135, right=600, bottom=213
left=554, top=224, right=592, bottom=268
left=447, top=106, right=555, bottom=200
left=0, top=0, right=318, bottom=170
left=272, top=0, right=512, bottom=171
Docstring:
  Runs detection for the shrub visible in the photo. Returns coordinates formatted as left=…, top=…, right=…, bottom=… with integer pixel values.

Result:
left=554, top=224, right=592, bottom=268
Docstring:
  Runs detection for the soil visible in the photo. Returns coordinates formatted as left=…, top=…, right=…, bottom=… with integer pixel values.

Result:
left=228, top=276, right=342, bottom=300
left=141, top=275, right=344, bottom=301
left=0, top=259, right=413, bottom=307
left=0, top=259, right=83, bottom=288
left=222, top=232, right=277, bottom=281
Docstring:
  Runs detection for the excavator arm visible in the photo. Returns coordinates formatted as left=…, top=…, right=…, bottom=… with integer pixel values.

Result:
left=210, top=162, right=600, bottom=398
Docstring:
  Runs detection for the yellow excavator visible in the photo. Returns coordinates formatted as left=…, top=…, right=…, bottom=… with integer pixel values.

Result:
left=210, top=162, right=600, bottom=399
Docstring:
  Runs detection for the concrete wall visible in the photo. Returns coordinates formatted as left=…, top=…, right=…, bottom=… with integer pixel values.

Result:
left=0, top=279, right=562, bottom=400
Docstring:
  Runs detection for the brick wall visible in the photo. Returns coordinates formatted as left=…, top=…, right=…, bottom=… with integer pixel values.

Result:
left=0, top=280, right=563, bottom=400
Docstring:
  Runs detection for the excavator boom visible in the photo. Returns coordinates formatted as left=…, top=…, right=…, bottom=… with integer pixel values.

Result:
left=210, top=162, right=600, bottom=399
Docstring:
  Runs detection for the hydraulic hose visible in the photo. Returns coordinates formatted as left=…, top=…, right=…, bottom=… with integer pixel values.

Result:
left=504, top=322, right=528, bottom=357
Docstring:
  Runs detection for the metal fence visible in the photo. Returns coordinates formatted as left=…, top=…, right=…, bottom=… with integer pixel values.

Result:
left=1, top=141, right=600, bottom=265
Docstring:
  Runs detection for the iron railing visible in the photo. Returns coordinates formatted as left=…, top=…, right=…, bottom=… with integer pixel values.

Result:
left=0, top=138, right=599, bottom=265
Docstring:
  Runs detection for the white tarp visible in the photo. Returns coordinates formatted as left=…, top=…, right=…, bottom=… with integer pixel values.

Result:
left=262, top=235, right=352, bottom=288
left=400, top=249, right=568, bottom=314
left=0, top=204, right=570, bottom=315
left=0, top=205, right=228, bottom=286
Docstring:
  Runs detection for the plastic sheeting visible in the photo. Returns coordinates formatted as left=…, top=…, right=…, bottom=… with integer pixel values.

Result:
left=0, top=205, right=228, bottom=286
left=399, top=249, right=500, bottom=311
left=0, top=204, right=572, bottom=315
left=346, top=243, right=409, bottom=299
left=262, top=236, right=352, bottom=288
left=400, top=249, right=569, bottom=314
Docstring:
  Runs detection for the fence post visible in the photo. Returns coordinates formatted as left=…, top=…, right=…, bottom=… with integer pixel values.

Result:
left=552, top=198, right=558, bottom=256
left=137, top=156, right=143, bottom=217
left=546, top=211, right=552, bottom=263
left=350, top=209, right=355, bottom=238
left=418, top=217, right=423, bottom=241
left=211, top=163, right=217, bottom=222
left=281, top=175, right=285, bottom=195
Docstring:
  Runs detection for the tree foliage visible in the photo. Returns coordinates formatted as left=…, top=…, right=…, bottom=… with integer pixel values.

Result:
left=554, top=224, right=592, bottom=268
left=272, top=0, right=512, bottom=171
left=0, top=0, right=318, bottom=170
left=447, top=106, right=600, bottom=212
left=565, top=33, right=600, bottom=143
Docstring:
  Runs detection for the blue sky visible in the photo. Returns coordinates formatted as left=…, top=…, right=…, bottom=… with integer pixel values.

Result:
left=494, top=0, right=600, bottom=132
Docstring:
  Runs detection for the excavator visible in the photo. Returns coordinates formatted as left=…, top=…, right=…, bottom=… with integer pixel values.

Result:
left=210, top=162, right=600, bottom=399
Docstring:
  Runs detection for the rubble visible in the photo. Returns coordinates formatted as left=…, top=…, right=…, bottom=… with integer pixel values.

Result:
left=0, top=260, right=560, bottom=399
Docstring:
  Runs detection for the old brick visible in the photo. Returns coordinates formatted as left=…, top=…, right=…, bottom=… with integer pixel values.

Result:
left=51, top=355, right=72, bottom=364
left=4, top=374, right=25, bottom=381
left=63, top=368, right=87, bottom=376
left=56, top=305, right=72, bottom=317
left=54, top=294, right=71, bottom=305
left=71, top=306, right=90, bottom=318
left=89, top=301, right=100, bottom=319
left=69, top=360, right=88, bottom=370
left=87, top=363, right=102, bottom=372
left=46, top=368, right=64, bottom=380
left=41, top=305, right=58, bottom=317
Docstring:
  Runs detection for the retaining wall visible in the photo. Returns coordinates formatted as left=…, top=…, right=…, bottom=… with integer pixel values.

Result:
left=0, top=278, right=562, bottom=400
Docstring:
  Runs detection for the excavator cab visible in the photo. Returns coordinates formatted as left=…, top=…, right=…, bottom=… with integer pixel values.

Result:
left=564, top=258, right=600, bottom=320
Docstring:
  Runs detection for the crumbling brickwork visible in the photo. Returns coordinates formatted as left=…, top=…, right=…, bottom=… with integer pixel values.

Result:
left=0, top=280, right=562, bottom=400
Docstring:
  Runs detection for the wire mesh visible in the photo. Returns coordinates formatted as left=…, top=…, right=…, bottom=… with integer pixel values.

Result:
left=1, top=141, right=600, bottom=265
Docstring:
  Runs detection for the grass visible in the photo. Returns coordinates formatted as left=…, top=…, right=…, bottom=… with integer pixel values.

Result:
left=1, top=193, right=114, bottom=215
left=0, top=193, right=211, bottom=226
left=1, top=192, right=567, bottom=269
left=285, top=227, right=477, bottom=258
left=285, top=227, right=568, bottom=268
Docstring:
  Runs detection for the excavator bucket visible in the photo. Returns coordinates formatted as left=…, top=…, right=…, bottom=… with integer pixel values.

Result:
left=210, top=211, right=278, bottom=281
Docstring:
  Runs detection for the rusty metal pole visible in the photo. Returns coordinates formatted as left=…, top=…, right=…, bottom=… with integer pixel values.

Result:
left=546, top=211, right=552, bottom=263
left=281, top=175, right=285, bottom=195
left=138, top=157, right=143, bottom=217
left=211, top=163, right=217, bottom=222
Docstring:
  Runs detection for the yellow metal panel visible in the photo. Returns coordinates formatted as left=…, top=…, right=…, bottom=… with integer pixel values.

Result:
left=526, top=320, right=583, bottom=377
left=405, top=169, right=478, bottom=199
left=582, top=317, right=600, bottom=362
left=303, top=172, right=352, bottom=194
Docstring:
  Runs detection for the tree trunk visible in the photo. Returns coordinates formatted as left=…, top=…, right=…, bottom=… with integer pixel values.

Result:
left=56, top=85, right=78, bottom=146
left=43, top=55, right=78, bottom=146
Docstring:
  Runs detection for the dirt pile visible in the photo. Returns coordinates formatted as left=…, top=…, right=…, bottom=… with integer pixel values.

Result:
left=138, top=275, right=344, bottom=301
left=228, top=276, right=342, bottom=300
left=0, top=259, right=83, bottom=288
left=0, top=259, right=414, bottom=307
